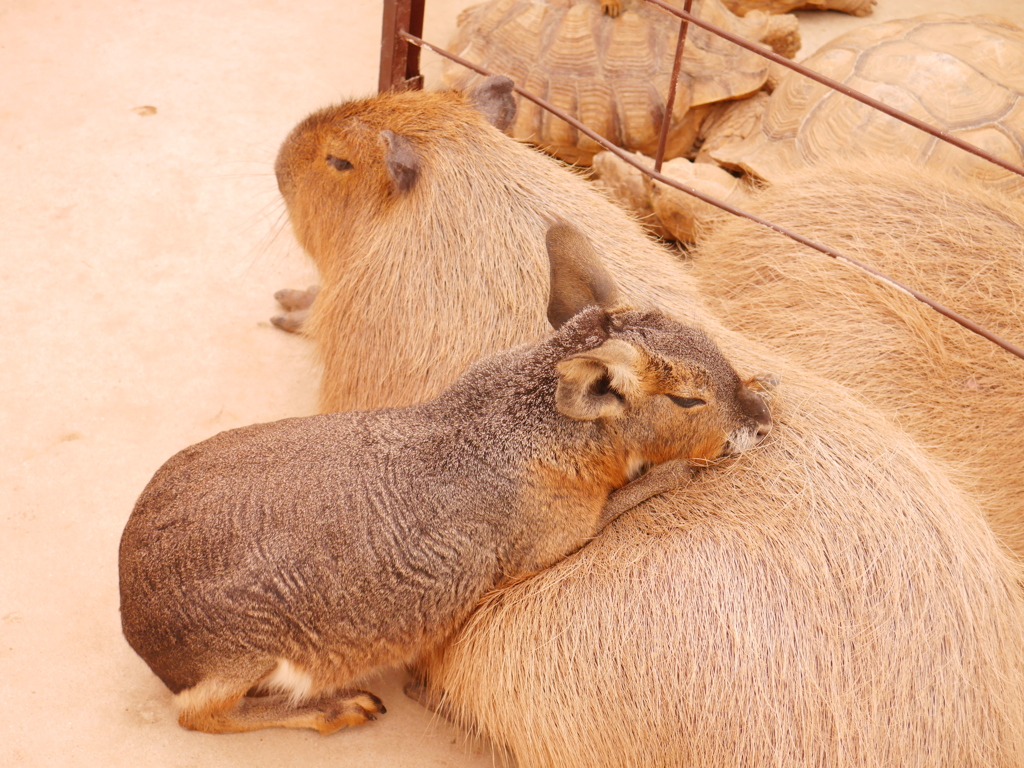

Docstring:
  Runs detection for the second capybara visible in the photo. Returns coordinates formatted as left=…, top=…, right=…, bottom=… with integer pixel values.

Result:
left=688, top=157, right=1024, bottom=557
left=271, top=77, right=1024, bottom=767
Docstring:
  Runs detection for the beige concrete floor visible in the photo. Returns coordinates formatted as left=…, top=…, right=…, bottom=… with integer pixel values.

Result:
left=3, top=1, right=1022, bottom=766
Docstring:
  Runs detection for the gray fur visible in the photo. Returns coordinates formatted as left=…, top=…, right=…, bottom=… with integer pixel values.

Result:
left=468, top=75, right=517, bottom=131
left=120, top=304, right=768, bottom=693
left=119, top=224, right=771, bottom=733
left=382, top=129, right=420, bottom=194
left=120, top=288, right=770, bottom=733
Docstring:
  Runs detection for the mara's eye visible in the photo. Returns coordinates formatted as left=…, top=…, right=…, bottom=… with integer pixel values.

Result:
left=668, top=395, right=706, bottom=409
left=326, top=154, right=353, bottom=171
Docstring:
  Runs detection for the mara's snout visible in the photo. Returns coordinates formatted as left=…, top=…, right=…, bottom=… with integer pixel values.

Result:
left=726, top=380, right=774, bottom=455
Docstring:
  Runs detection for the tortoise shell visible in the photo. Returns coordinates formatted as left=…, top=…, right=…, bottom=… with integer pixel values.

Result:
left=707, top=14, right=1024, bottom=191
left=722, top=0, right=874, bottom=16
left=443, top=0, right=799, bottom=165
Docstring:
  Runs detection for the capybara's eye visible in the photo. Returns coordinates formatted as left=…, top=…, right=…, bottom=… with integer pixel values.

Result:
left=326, top=155, right=353, bottom=171
left=668, top=395, right=706, bottom=409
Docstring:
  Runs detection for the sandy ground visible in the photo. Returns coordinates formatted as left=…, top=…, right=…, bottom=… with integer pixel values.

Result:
left=3, top=1, right=1022, bottom=765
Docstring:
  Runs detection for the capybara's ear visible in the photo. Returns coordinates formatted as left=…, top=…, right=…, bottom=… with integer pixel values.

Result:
left=468, top=75, right=517, bottom=130
left=382, top=129, right=421, bottom=194
left=546, top=221, right=623, bottom=329
left=555, top=339, right=641, bottom=421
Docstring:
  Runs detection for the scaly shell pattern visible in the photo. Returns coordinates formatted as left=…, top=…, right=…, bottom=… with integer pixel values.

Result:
left=709, top=15, right=1024, bottom=191
left=444, top=0, right=792, bottom=165
left=722, top=0, right=874, bottom=17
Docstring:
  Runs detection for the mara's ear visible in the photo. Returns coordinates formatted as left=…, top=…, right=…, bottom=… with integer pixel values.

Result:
left=555, top=339, right=642, bottom=421
left=546, top=221, right=623, bottom=329
left=382, top=129, right=421, bottom=194
left=468, top=75, right=517, bottom=130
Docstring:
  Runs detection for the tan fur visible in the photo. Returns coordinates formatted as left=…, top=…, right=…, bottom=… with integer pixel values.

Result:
left=689, top=158, right=1024, bottom=559
left=174, top=677, right=383, bottom=735
left=120, top=235, right=771, bottom=737
left=274, top=84, right=710, bottom=412
left=555, top=340, right=641, bottom=420
left=273, top=80, right=1024, bottom=766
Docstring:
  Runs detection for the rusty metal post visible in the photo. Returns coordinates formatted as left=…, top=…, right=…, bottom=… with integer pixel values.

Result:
left=654, top=0, right=693, bottom=173
left=379, top=0, right=425, bottom=93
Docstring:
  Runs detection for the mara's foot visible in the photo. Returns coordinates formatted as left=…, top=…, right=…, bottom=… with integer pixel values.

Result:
left=178, top=685, right=385, bottom=734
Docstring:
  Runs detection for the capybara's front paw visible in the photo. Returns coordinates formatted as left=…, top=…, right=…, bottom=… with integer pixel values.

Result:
left=271, top=309, right=310, bottom=334
left=275, top=286, right=319, bottom=311
left=271, top=286, right=319, bottom=334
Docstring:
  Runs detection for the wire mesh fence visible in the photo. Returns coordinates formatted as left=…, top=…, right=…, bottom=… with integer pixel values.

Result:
left=379, top=0, right=1024, bottom=361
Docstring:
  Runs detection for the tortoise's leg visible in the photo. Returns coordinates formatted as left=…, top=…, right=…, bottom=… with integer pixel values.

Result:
left=271, top=286, right=319, bottom=334
left=177, top=677, right=385, bottom=734
left=600, top=0, right=622, bottom=17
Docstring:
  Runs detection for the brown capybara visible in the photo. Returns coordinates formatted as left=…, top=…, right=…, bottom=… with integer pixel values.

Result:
left=688, top=157, right=1024, bottom=558
left=119, top=222, right=772, bottom=735
left=271, top=77, right=1024, bottom=766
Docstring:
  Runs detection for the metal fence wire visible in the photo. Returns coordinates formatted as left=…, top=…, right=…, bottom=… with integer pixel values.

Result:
left=378, top=0, right=1024, bottom=361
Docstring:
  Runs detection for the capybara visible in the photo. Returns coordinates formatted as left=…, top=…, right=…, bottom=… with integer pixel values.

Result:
left=271, top=77, right=1024, bottom=766
left=688, top=157, right=1024, bottom=557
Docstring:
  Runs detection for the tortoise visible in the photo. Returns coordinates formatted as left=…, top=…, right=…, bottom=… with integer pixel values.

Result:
left=594, top=14, right=1024, bottom=240
left=442, top=0, right=801, bottom=165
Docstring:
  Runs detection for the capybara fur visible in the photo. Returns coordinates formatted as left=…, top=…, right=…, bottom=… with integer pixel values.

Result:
left=119, top=224, right=772, bottom=735
left=689, top=158, right=1024, bottom=558
left=273, top=77, right=1024, bottom=766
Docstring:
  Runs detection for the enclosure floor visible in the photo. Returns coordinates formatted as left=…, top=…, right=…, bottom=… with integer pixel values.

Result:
left=3, top=1, right=1022, bottom=766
